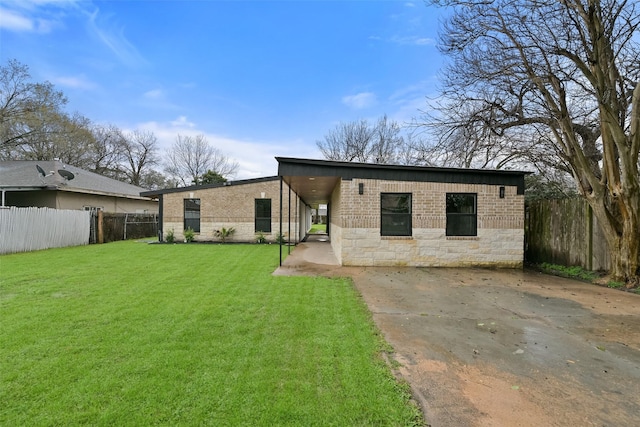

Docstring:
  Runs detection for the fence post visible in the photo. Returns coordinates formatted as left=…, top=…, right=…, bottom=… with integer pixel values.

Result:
left=97, top=210, right=104, bottom=244
left=124, top=213, right=128, bottom=240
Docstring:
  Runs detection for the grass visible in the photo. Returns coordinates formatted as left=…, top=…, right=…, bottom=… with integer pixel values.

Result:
left=536, top=262, right=640, bottom=292
left=308, top=223, right=327, bottom=234
left=538, top=262, right=599, bottom=282
left=0, top=242, right=422, bottom=426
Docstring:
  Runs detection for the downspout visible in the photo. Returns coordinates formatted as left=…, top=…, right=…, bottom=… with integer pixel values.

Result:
left=1, top=190, right=5, bottom=207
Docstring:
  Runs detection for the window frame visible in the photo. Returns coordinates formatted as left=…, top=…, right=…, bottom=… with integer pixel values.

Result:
left=445, top=193, right=477, bottom=237
left=255, top=198, right=272, bottom=233
left=380, top=192, right=412, bottom=237
left=184, top=198, right=201, bottom=233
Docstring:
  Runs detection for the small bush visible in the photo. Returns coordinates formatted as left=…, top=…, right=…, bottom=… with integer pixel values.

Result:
left=255, top=232, right=268, bottom=244
left=215, top=227, right=236, bottom=243
left=607, top=281, right=624, bottom=289
left=184, top=227, right=196, bottom=243
left=165, top=229, right=175, bottom=243
left=539, top=263, right=598, bottom=281
left=275, top=233, right=287, bottom=244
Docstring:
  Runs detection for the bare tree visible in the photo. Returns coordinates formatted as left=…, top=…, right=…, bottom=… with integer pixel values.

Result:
left=317, top=115, right=413, bottom=164
left=317, top=119, right=374, bottom=162
left=165, top=134, right=239, bottom=186
left=120, top=130, right=160, bottom=187
left=88, top=124, right=126, bottom=179
left=424, top=0, right=640, bottom=283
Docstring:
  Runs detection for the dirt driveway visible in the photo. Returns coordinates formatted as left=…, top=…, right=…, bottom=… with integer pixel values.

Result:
left=275, top=242, right=640, bottom=426
left=346, top=267, right=640, bottom=427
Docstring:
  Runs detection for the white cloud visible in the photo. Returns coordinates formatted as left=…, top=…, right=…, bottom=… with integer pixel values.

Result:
left=52, top=74, right=96, bottom=90
left=0, top=7, right=34, bottom=31
left=0, top=0, right=77, bottom=33
left=135, top=117, right=320, bottom=180
left=143, top=89, right=164, bottom=100
left=85, top=8, right=147, bottom=67
left=391, top=35, right=435, bottom=46
left=342, top=92, right=377, bottom=110
left=169, top=116, right=195, bottom=128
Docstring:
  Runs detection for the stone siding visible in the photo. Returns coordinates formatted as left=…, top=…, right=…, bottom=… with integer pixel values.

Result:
left=336, top=178, right=524, bottom=267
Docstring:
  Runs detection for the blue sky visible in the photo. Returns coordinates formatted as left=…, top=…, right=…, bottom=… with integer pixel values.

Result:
left=1, top=0, right=446, bottom=179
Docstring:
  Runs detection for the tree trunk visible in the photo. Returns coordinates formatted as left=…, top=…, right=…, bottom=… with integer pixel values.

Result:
left=587, top=192, right=640, bottom=284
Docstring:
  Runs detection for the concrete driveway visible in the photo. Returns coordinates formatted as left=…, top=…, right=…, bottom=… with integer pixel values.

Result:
left=276, top=242, right=640, bottom=426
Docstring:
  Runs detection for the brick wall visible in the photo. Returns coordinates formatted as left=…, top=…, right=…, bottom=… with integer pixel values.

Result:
left=334, top=178, right=524, bottom=267
left=162, top=179, right=299, bottom=243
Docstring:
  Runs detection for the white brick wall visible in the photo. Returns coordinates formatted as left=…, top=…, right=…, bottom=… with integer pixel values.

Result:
left=340, top=227, right=523, bottom=267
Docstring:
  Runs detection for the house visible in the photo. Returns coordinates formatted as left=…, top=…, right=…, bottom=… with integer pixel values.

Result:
left=140, top=176, right=303, bottom=243
left=143, top=157, right=528, bottom=268
left=0, top=160, right=158, bottom=213
left=277, top=157, right=528, bottom=268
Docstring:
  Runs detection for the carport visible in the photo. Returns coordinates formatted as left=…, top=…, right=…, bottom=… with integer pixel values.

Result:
left=277, top=156, right=528, bottom=268
left=277, top=157, right=340, bottom=266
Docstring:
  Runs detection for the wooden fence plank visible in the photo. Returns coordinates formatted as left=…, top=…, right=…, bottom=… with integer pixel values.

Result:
left=526, top=199, right=611, bottom=271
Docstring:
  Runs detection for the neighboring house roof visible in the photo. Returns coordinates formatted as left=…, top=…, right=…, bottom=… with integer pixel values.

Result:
left=0, top=160, right=152, bottom=200
left=140, top=176, right=280, bottom=197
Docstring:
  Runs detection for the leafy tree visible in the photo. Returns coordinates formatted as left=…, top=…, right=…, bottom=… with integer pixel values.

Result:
left=0, top=59, right=96, bottom=163
left=138, top=169, right=174, bottom=190
left=165, top=134, right=239, bottom=186
left=198, top=169, right=227, bottom=185
left=425, top=0, right=639, bottom=283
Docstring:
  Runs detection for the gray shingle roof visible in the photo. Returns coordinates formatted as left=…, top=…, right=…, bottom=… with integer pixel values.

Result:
left=0, top=160, right=151, bottom=199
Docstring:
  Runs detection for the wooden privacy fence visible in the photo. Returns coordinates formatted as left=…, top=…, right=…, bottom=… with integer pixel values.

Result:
left=0, top=207, right=90, bottom=255
left=90, top=212, right=158, bottom=244
left=526, top=198, right=611, bottom=271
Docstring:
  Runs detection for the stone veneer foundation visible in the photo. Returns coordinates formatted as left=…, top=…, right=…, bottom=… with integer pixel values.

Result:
left=331, top=178, right=525, bottom=267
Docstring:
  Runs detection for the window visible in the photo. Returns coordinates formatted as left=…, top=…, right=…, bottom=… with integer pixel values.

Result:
left=446, top=193, right=477, bottom=236
left=184, top=198, right=201, bottom=232
left=380, top=193, right=412, bottom=236
left=255, top=199, right=272, bottom=232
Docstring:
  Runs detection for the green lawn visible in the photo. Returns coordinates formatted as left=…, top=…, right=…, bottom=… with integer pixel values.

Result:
left=0, top=242, right=421, bottom=426
left=308, top=223, right=327, bottom=234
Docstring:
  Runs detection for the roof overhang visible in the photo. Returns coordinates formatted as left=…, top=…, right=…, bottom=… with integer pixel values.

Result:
left=277, top=157, right=531, bottom=207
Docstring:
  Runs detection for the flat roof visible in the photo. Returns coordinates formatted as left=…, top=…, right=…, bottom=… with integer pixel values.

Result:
left=140, top=176, right=279, bottom=197
left=277, top=157, right=530, bottom=206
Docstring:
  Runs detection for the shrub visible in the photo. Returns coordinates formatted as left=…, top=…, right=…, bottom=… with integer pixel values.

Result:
left=275, top=233, right=287, bottom=244
left=184, top=227, right=196, bottom=243
left=255, top=231, right=268, bottom=244
left=215, top=227, right=236, bottom=243
left=165, top=229, right=175, bottom=243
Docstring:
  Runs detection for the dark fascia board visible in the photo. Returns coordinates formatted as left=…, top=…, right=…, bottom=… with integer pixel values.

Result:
left=140, top=175, right=280, bottom=197
left=276, top=157, right=532, bottom=195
